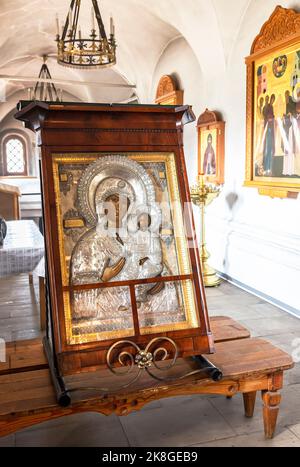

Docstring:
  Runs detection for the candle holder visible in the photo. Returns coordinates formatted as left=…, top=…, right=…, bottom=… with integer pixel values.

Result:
left=190, top=174, right=222, bottom=287
left=56, top=0, right=116, bottom=69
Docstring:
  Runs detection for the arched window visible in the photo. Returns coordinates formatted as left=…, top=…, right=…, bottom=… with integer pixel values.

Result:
left=3, top=135, right=27, bottom=176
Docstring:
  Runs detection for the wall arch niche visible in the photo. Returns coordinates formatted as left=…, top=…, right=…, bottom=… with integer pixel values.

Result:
left=152, top=36, right=204, bottom=180
left=1, top=133, right=27, bottom=176
left=0, top=102, right=37, bottom=179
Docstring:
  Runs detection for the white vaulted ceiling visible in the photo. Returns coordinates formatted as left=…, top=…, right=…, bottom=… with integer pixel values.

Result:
left=2, top=0, right=300, bottom=314
left=0, top=0, right=267, bottom=121
left=0, top=0, right=180, bottom=114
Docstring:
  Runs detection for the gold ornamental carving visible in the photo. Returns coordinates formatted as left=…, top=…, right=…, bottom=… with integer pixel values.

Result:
left=252, top=6, right=300, bottom=54
left=155, top=75, right=184, bottom=106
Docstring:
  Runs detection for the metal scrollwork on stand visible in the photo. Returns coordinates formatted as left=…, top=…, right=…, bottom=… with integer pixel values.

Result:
left=67, top=337, right=222, bottom=398
left=107, top=337, right=178, bottom=385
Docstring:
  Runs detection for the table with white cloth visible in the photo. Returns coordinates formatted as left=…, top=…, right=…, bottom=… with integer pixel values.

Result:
left=0, top=220, right=45, bottom=330
left=0, top=220, right=44, bottom=278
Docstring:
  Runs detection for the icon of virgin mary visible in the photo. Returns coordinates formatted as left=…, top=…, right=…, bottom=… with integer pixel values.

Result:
left=69, top=155, right=184, bottom=335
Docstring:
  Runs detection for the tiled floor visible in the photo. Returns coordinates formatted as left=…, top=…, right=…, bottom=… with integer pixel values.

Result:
left=0, top=275, right=299, bottom=447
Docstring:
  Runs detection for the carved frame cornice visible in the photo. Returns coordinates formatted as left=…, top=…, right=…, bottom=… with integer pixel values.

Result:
left=155, top=75, right=184, bottom=106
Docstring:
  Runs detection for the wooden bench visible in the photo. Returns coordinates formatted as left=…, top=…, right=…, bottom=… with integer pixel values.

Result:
left=0, top=317, right=293, bottom=440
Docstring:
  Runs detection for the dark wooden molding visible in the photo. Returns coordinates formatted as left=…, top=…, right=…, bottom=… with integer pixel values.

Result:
left=46, top=128, right=178, bottom=134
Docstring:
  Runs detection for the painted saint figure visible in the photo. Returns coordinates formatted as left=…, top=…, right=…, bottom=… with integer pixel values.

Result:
left=69, top=156, right=183, bottom=334
left=262, top=94, right=276, bottom=175
left=203, top=133, right=216, bottom=175
left=254, top=96, right=267, bottom=175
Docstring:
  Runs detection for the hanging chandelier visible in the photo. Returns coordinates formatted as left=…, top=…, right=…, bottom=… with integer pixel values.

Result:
left=56, top=0, right=116, bottom=69
left=28, top=56, right=62, bottom=102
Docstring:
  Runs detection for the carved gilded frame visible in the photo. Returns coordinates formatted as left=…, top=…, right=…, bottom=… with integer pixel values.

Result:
left=245, top=6, right=300, bottom=199
left=197, top=109, right=225, bottom=185
left=52, top=152, right=199, bottom=345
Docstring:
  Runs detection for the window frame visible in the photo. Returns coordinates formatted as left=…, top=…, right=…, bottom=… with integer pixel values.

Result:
left=2, top=134, right=28, bottom=177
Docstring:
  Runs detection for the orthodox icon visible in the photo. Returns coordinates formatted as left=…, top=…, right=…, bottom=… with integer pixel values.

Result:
left=53, top=153, right=199, bottom=345
left=197, top=109, right=225, bottom=184
left=201, top=130, right=217, bottom=176
left=253, top=47, right=300, bottom=179
left=15, top=101, right=215, bottom=387
left=245, top=6, right=300, bottom=196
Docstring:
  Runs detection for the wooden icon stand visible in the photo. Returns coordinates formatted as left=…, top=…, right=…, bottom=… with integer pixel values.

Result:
left=15, top=102, right=220, bottom=405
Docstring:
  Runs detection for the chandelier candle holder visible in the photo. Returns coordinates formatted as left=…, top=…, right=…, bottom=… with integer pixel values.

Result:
left=190, top=174, right=222, bottom=288
left=56, top=0, right=116, bottom=69
left=28, top=56, right=62, bottom=102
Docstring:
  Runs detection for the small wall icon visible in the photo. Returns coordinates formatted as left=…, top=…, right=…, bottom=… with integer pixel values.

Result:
left=0, top=338, right=6, bottom=363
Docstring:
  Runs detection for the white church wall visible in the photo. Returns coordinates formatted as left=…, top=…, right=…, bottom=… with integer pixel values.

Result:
left=151, top=1, right=300, bottom=314
left=151, top=36, right=204, bottom=180
left=204, top=0, right=300, bottom=314
left=151, top=37, right=206, bottom=259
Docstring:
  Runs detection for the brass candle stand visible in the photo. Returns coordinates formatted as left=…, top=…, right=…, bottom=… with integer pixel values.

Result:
left=190, top=174, right=222, bottom=287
